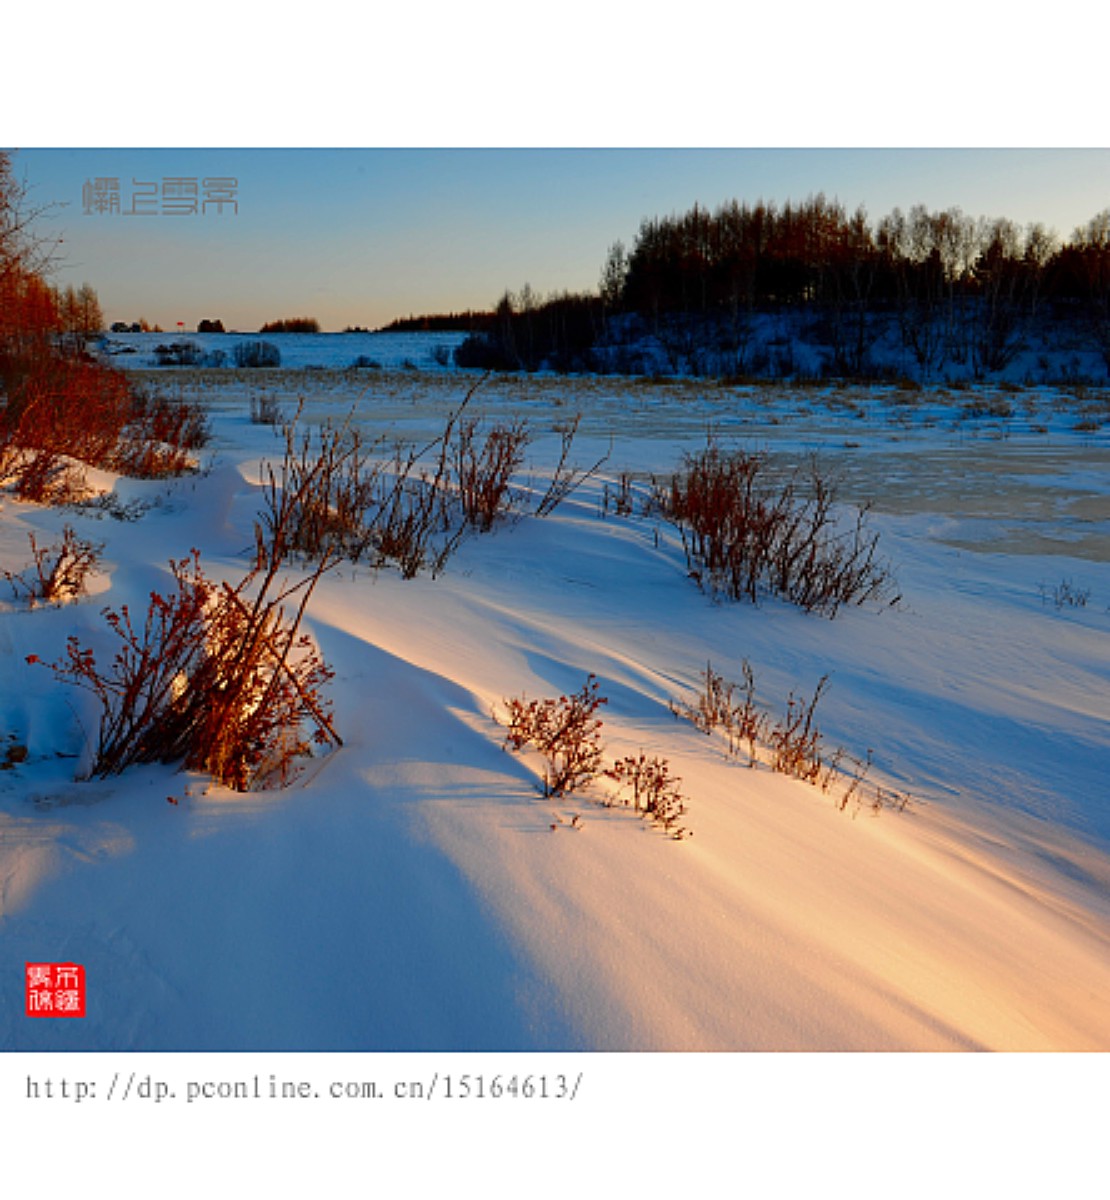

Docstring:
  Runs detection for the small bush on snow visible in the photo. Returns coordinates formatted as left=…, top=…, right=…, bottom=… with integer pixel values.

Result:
left=605, top=752, right=690, bottom=838
left=501, top=674, right=691, bottom=836
left=3, top=526, right=102, bottom=607
left=39, top=455, right=347, bottom=791
left=502, top=674, right=607, bottom=799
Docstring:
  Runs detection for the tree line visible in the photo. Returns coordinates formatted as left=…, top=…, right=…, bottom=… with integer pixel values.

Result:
left=379, top=310, right=496, bottom=334
left=455, top=194, right=1110, bottom=380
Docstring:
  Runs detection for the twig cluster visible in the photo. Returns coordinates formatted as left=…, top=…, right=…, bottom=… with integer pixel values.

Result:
left=260, top=379, right=534, bottom=580
left=3, top=526, right=102, bottom=606
left=249, top=392, right=285, bottom=426
left=259, top=407, right=386, bottom=565
left=767, top=674, right=831, bottom=784
left=454, top=416, right=530, bottom=532
left=534, top=415, right=611, bottom=517
left=0, top=446, right=88, bottom=504
left=1038, top=577, right=1091, bottom=610
left=118, top=385, right=210, bottom=476
left=43, top=452, right=346, bottom=792
left=261, top=382, right=600, bottom=581
left=599, top=472, right=647, bottom=518
left=671, top=660, right=764, bottom=764
left=671, top=661, right=910, bottom=815
left=370, top=416, right=468, bottom=579
left=1, top=362, right=209, bottom=500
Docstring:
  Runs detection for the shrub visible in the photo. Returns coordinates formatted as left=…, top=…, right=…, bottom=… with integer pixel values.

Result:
left=1, top=339, right=204, bottom=488
left=259, top=410, right=385, bottom=565
left=233, top=340, right=281, bottom=369
left=534, top=414, right=611, bottom=517
left=605, top=753, right=690, bottom=837
left=501, top=673, right=693, bottom=835
left=2, top=355, right=133, bottom=470
left=38, top=422, right=346, bottom=791
left=0, top=447, right=88, bottom=504
left=453, top=416, right=530, bottom=531
left=258, top=377, right=516, bottom=580
left=673, top=660, right=831, bottom=785
left=154, top=341, right=203, bottom=367
left=599, top=472, right=640, bottom=518
left=116, top=386, right=210, bottom=477
left=249, top=392, right=285, bottom=426
left=767, top=674, right=831, bottom=785
left=1039, top=578, right=1091, bottom=609
left=665, top=440, right=896, bottom=616
left=259, top=397, right=463, bottom=579
left=502, top=674, right=607, bottom=798
left=46, top=546, right=341, bottom=791
left=3, top=526, right=102, bottom=606
left=2, top=735, right=29, bottom=770
left=366, top=398, right=485, bottom=578
left=48, top=551, right=215, bottom=778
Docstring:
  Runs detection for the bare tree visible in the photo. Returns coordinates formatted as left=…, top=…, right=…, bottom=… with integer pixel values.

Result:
left=0, top=151, right=61, bottom=284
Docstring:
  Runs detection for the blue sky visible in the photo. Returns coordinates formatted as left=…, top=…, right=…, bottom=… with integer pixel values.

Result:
left=10, top=146, right=1108, bottom=333
left=13, top=147, right=1110, bottom=332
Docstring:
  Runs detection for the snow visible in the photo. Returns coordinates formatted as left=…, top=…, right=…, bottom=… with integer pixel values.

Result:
left=2, top=348, right=1109, bottom=1059
left=100, top=329, right=470, bottom=372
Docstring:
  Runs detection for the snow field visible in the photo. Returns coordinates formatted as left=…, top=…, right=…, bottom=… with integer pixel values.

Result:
left=2, top=360, right=1109, bottom=1053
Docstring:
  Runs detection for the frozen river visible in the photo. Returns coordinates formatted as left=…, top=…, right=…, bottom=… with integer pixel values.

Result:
left=135, top=358, right=1110, bottom=563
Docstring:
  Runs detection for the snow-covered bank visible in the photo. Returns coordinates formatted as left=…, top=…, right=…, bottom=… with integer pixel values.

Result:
left=2, top=368, right=1108, bottom=1051
left=101, top=330, right=470, bottom=373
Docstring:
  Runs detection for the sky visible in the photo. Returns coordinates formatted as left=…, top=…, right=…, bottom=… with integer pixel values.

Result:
left=12, top=148, right=1110, bottom=333
left=5, top=3, right=1109, bottom=332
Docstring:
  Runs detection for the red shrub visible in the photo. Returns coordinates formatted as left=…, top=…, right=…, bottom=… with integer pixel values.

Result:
left=47, top=550, right=340, bottom=791
left=502, top=674, right=607, bottom=797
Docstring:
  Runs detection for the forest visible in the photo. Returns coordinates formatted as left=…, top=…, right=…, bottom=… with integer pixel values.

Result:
left=455, top=195, right=1110, bottom=382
